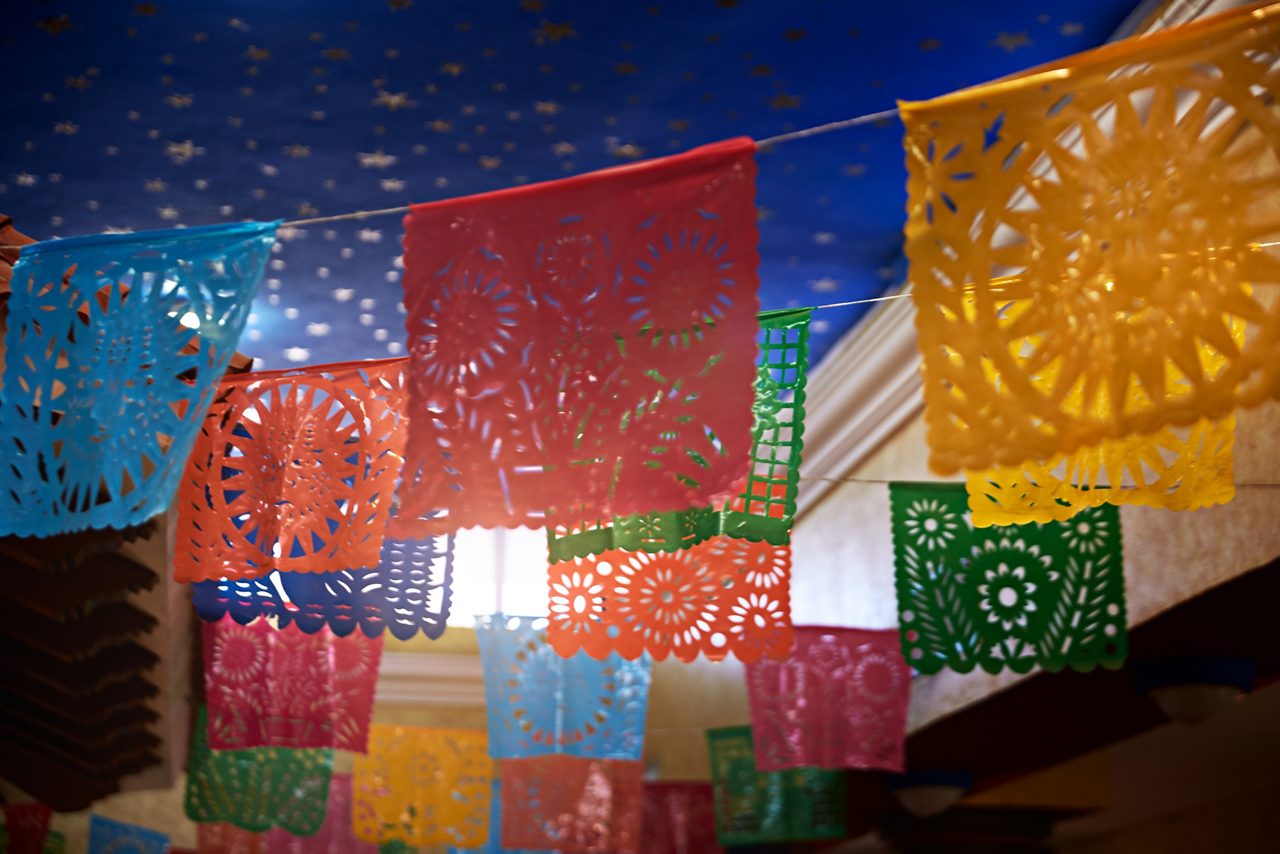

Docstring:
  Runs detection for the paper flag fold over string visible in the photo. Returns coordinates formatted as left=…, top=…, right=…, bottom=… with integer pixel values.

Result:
left=352, top=725, right=493, bottom=848
left=901, top=4, right=1280, bottom=476
left=2, top=802, right=52, bottom=854
left=192, top=527, right=454, bottom=640
left=196, top=822, right=264, bottom=854
left=89, top=815, right=170, bottom=854
left=746, top=626, right=910, bottom=772
left=966, top=415, right=1237, bottom=527
left=500, top=755, right=644, bottom=853
left=890, top=482, right=1128, bottom=674
left=395, top=138, right=760, bottom=535
left=202, top=617, right=382, bottom=752
left=185, top=706, right=334, bottom=835
left=0, top=222, right=275, bottom=536
left=476, top=614, right=651, bottom=760
left=446, top=779, right=552, bottom=854
left=706, top=726, right=847, bottom=847
left=264, top=775, right=377, bottom=854
left=641, top=782, right=724, bottom=854
left=547, top=308, right=811, bottom=560
left=547, top=537, right=793, bottom=663
left=175, top=357, right=408, bottom=582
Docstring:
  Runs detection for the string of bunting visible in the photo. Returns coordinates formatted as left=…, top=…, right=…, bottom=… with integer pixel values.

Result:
left=4, top=7, right=1279, bottom=850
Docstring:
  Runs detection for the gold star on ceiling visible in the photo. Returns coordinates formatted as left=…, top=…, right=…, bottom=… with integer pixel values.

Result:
left=538, top=21, right=577, bottom=42
left=992, top=31, right=1031, bottom=51
left=614, top=61, right=639, bottom=75
left=134, top=3, right=158, bottom=16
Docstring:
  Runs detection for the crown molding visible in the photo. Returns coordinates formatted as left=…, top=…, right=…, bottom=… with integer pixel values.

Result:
left=796, top=289, right=922, bottom=520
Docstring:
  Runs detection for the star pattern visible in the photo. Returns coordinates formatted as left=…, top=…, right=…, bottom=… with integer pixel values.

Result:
left=2, top=0, right=1131, bottom=368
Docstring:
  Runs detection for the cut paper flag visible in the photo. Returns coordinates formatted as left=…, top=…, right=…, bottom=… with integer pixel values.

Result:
left=500, top=755, right=644, bottom=853
left=192, top=527, right=454, bottom=640
left=3, top=802, right=52, bottom=854
left=88, top=815, right=170, bottom=854
left=545, top=310, right=809, bottom=663
left=352, top=725, right=493, bottom=848
left=641, top=782, right=724, bottom=854
left=175, top=357, right=408, bottom=582
left=477, top=614, right=651, bottom=760
left=966, top=416, right=1237, bottom=527
left=890, top=482, right=1128, bottom=674
left=547, top=538, right=793, bottom=663
left=202, top=617, right=382, bottom=751
left=185, top=706, right=334, bottom=836
left=547, top=308, right=812, bottom=561
left=396, top=138, right=760, bottom=535
left=446, top=779, right=552, bottom=854
left=43, top=832, right=66, bottom=854
left=195, top=822, right=264, bottom=854
left=265, top=775, right=377, bottom=854
left=0, top=222, right=275, bottom=537
left=746, top=626, right=910, bottom=772
left=706, top=726, right=847, bottom=847
left=900, top=4, right=1280, bottom=476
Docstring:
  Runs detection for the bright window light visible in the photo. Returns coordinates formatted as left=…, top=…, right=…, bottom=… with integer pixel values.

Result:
left=446, top=526, right=549, bottom=626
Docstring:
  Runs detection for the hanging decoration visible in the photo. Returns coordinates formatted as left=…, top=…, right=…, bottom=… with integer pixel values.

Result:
left=890, top=482, right=1128, bottom=674
left=901, top=3, right=1280, bottom=476
left=43, top=832, right=66, bottom=854
left=0, top=222, right=275, bottom=537
left=175, top=357, right=408, bottom=582
left=201, top=617, right=382, bottom=752
left=192, top=526, right=454, bottom=640
left=966, top=415, right=1237, bottom=527
left=394, top=138, right=760, bottom=536
left=2, top=802, right=52, bottom=854
left=500, top=755, right=645, bottom=853
left=195, top=822, right=263, bottom=854
left=88, top=815, right=170, bottom=854
left=476, top=614, right=651, bottom=760
left=745, top=626, right=910, bottom=772
left=547, top=537, right=792, bottom=663
left=185, top=706, right=334, bottom=836
left=544, top=310, right=810, bottom=663
left=547, top=308, right=812, bottom=560
left=352, top=725, right=493, bottom=848
left=264, top=775, right=377, bottom=854
left=706, top=726, right=847, bottom=847
left=640, top=782, right=723, bottom=854
left=446, top=779, right=552, bottom=854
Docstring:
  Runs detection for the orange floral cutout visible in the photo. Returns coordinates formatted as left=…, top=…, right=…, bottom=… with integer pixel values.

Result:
left=351, top=725, right=492, bottom=848
left=901, top=4, right=1280, bottom=475
left=175, top=358, right=407, bottom=582
left=547, top=536, right=793, bottom=663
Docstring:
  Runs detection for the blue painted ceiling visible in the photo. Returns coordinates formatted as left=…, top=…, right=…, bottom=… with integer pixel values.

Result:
left=3, top=0, right=1138, bottom=369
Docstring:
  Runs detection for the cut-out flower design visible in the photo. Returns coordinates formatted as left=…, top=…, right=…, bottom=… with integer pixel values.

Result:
left=212, top=623, right=267, bottom=686
left=549, top=570, right=607, bottom=633
left=969, top=536, right=1050, bottom=632
left=902, top=497, right=961, bottom=552
left=1060, top=506, right=1111, bottom=555
left=727, top=592, right=787, bottom=637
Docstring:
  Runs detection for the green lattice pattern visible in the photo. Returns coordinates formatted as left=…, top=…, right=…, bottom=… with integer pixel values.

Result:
left=706, top=726, right=846, bottom=847
left=890, top=482, right=1128, bottom=675
left=548, top=309, right=811, bottom=561
left=184, top=706, right=334, bottom=835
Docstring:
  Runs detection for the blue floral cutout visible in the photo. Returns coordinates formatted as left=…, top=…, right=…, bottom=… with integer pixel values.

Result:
left=447, top=779, right=552, bottom=854
left=476, top=614, right=651, bottom=760
left=0, top=222, right=277, bottom=536
left=88, top=814, right=170, bottom=854
left=192, top=528, right=455, bottom=640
